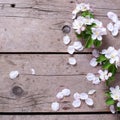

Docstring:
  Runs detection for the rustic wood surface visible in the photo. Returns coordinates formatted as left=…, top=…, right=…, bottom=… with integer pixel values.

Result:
left=0, top=0, right=120, bottom=119
left=0, top=115, right=120, bottom=120
left=0, top=0, right=120, bottom=52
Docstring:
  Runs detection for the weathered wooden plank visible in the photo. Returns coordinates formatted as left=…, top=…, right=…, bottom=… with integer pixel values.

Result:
left=0, top=115, right=119, bottom=120
left=0, top=54, right=119, bottom=112
left=0, top=0, right=120, bottom=52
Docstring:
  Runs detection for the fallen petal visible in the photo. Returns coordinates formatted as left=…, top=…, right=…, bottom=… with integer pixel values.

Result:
left=62, top=88, right=71, bottom=97
left=92, top=49, right=99, bottom=58
left=107, top=23, right=114, bottom=32
left=88, top=89, right=96, bottom=95
left=69, top=57, right=77, bottom=65
left=9, top=71, right=19, bottom=80
left=86, top=73, right=96, bottom=81
left=63, top=35, right=71, bottom=45
left=107, top=12, right=118, bottom=23
left=67, top=46, right=75, bottom=54
left=51, top=102, right=60, bottom=111
left=73, top=41, right=84, bottom=51
left=72, top=99, right=81, bottom=108
left=92, top=77, right=101, bottom=85
left=112, top=28, right=119, bottom=36
left=31, top=68, right=35, bottom=75
left=110, top=105, right=116, bottom=114
left=73, top=92, right=81, bottom=100
left=79, top=93, right=88, bottom=100
left=90, top=58, right=98, bottom=67
left=85, top=98, right=94, bottom=106
left=56, top=92, right=64, bottom=100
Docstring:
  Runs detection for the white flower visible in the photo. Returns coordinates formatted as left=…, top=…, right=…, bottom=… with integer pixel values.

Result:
left=88, top=89, right=96, bottom=95
left=90, top=58, right=98, bottom=67
left=107, top=12, right=118, bottom=23
left=102, top=47, right=120, bottom=64
left=110, top=86, right=120, bottom=101
left=51, top=102, right=60, bottom=111
left=68, top=57, right=77, bottom=65
left=67, top=46, right=75, bottom=54
left=92, top=27, right=107, bottom=41
left=92, top=49, right=99, bottom=58
left=72, top=99, right=81, bottom=108
left=73, top=41, right=84, bottom=51
left=79, top=93, right=88, bottom=100
left=93, top=19, right=103, bottom=27
left=56, top=92, right=64, bottom=100
left=86, top=73, right=96, bottom=81
left=72, top=16, right=85, bottom=34
left=85, top=98, right=94, bottom=106
left=84, top=17, right=94, bottom=25
left=9, top=71, right=19, bottom=80
left=98, top=70, right=112, bottom=81
left=110, top=105, right=116, bottom=114
left=63, top=35, right=71, bottom=45
left=61, top=88, right=71, bottom=97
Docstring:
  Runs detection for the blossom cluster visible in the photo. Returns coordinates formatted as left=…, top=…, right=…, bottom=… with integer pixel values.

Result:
left=72, top=3, right=107, bottom=48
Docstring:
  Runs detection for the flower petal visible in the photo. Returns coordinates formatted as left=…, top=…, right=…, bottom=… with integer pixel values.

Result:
left=85, top=98, right=94, bottom=106
left=62, top=88, right=71, bottom=97
left=79, top=93, right=88, bottom=100
left=72, top=99, right=81, bottom=108
left=92, top=77, right=101, bottom=85
left=110, top=105, right=115, bottom=114
left=73, top=92, right=81, bottom=100
left=117, top=102, right=120, bottom=107
left=51, top=102, right=60, bottom=111
left=31, top=68, right=35, bottom=75
left=107, top=12, right=118, bottom=23
left=107, top=23, right=114, bottom=32
left=9, top=71, right=19, bottom=80
left=56, top=92, right=64, bottom=100
left=69, top=57, right=77, bottom=65
left=88, top=89, right=96, bottom=95
left=90, top=58, right=98, bottom=67
left=73, top=41, right=84, bottom=51
left=86, top=73, right=96, bottom=81
left=67, top=46, right=75, bottom=54
left=63, top=35, right=71, bottom=45
left=112, top=28, right=119, bottom=36
left=92, top=49, right=99, bottom=58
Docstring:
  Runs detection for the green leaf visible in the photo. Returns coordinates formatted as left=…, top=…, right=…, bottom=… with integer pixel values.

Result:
left=105, top=92, right=111, bottom=98
left=106, top=76, right=115, bottom=86
left=102, top=60, right=112, bottom=70
left=85, top=38, right=94, bottom=48
left=106, top=98, right=115, bottom=105
left=108, top=64, right=117, bottom=76
left=97, top=55, right=107, bottom=63
left=81, top=11, right=94, bottom=18
left=94, top=40, right=102, bottom=48
left=117, top=107, right=120, bottom=111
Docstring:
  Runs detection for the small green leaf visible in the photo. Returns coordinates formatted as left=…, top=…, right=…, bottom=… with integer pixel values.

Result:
left=105, top=92, right=111, bottom=98
left=106, top=98, right=115, bottom=105
left=117, top=107, right=120, bottom=111
left=85, top=38, right=94, bottom=48
left=94, top=40, right=102, bottom=48
left=81, top=11, right=94, bottom=18
left=103, top=60, right=112, bottom=70
left=108, top=64, right=117, bottom=76
left=97, top=55, right=107, bottom=63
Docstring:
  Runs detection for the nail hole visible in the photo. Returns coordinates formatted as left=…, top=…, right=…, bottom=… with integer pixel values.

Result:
left=10, top=4, right=16, bottom=8
left=12, top=86, right=24, bottom=96
left=70, top=1, right=74, bottom=3
left=62, top=25, right=71, bottom=34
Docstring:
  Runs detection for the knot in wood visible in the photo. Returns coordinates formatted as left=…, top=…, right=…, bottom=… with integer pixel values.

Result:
left=62, top=25, right=71, bottom=34
left=12, top=86, right=24, bottom=96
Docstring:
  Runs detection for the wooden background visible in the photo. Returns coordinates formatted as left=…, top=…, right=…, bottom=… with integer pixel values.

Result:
left=0, top=0, right=120, bottom=119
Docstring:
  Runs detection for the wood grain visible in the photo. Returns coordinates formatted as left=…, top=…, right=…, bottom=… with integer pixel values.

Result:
left=0, top=54, right=119, bottom=112
left=0, top=0, right=119, bottom=52
left=0, top=115, right=119, bottom=120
